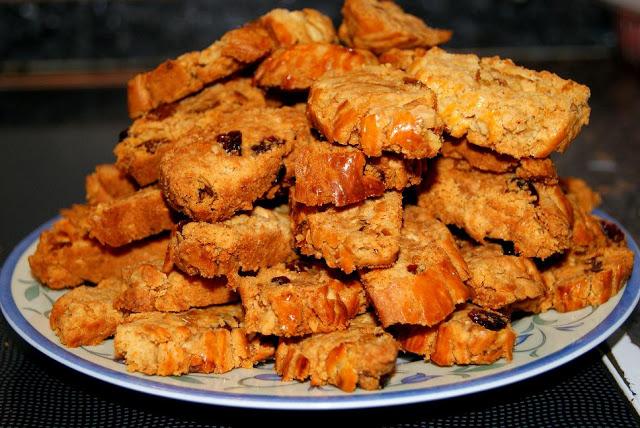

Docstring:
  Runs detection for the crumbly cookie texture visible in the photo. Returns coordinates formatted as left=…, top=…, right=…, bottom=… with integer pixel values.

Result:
left=395, top=304, right=516, bottom=366
left=160, top=106, right=306, bottom=222
left=169, top=206, right=294, bottom=279
left=85, top=164, right=137, bottom=205
left=88, top=187, right=175, bottom=248
left=560, top=177, right=602, bottom=213
left=417, top=157, right=573, bottom=259
left=290, top=135, right=423, bottom=207
left=307, top=65, right=443, bottom=158
left=117, top=78, right=267, bottom=186
left=292, top=191, right=403, bottom=273
left=114, top=264, right=237, bottom=313
left=275, top=313, right=399, bottom=391
left=441, top=138, right=558, bottom=184
left=407, top=47, right=591, bottom=158
left=237, top=259, right=367, bottom=337
left=114, top=305, right=275, bottom=376
left=29, top=204, right=169, bottom=289
left=127, top=8, right=337, bottom=118
left=338, top=0, right=451, bottom=54
left=361, top=206, right=470, bottom=327
left=49, top=277, right=127, bottom=347
left=515, top=187, right=633, bottom=314
left=460, top=243, right=545, bottom=310
left=378, top=48, right=427, bottom=71
left=255, top=43, right=377, bottom=90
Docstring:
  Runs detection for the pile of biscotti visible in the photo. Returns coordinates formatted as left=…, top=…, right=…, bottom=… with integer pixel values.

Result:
left=29, top=0, right=634, bottom=392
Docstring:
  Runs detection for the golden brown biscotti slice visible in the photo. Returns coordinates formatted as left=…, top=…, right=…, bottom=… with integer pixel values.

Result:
left=88, top=187, right=175, bottom=247
left=114, top=263, right=237, bottom=313
left=160, top=107, right=307, bottom=222
left=407, top=47, right=591, bottom=158
left=28, top=205, right=170, bottom=289
left=290, top=135, right=424, bottom=207
left=361, top=206, right=470, bottom=327
left=170, top=206, right=294, bottom=279
left=441, top=138, right=558, bottom=184
left=85, top=164, right=137, bottom=205
left=417, top=157, right=573, bottom=259
left=114, top=305, right=274, bottom=376
left=237, top=259, right=367, bottom=337
left=275, top=313, right=398, bottom=391
left=49, top=277, right=127, bottom=347
left=254, top=43, right=378, bottom=90
left=116, top=79, right=267, bottom=186
left=395, top=304, right=516, bottom=366
left=378, top=48, right=427, bottom=71
left=516, top=215, right=634, bottom=314
left=127, top=8, right=337, bottom=118
left=292, top=191, right=403, bottom=273
left=307, top=65, right=443, bottom=158
left=460, top=243, right=545, bottom=310
left=338, top=0, right=451, bottom=54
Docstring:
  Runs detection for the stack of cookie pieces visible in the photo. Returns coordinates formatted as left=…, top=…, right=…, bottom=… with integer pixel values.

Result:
left=28, top=0, right=634, bottom=393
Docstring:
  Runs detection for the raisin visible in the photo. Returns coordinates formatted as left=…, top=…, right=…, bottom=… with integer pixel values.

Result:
left=147, top=102, right=177, bottom=121
left=198, top=184, right=217, bottom=202
left=286, top=259, right=314, bottom=273
left=271, top=276, right=291, bottom=285
left=599, top=220, right=624, bottom=243
left=402, top=76, right=426, bottom=88
left=216, top=131, right=242, bottom=155
left=238, top=270, right=258, bottom=277
left=138, top=138, right=168, bottom=154
left=511, top=178, right=539, bottom=205
left=468, top=309, right=508, bottom=331
left=310, top=128, right=327, bottom=141
left=251, top=136, right=285, bottom=154
left=406, top=264, right=418, bottom=274
left=585, top=257, right=604, bottom=273
left=118, top=127, right=129, bottom=142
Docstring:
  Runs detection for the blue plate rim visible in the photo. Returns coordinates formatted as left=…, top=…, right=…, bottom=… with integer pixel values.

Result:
left=1, top=210, right=639, bottom=410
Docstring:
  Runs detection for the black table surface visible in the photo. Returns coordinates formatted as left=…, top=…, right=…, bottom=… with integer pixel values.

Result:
left=1, top=58, right=640, bottom=427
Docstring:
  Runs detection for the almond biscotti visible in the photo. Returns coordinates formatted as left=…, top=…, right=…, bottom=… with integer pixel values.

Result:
left=461, top=243, right=545, bottom=310
left=395, top=304, right=516, bottom=366
left=117, top=78, right=267, bottom=186
left=49, top=277, right=127, bottom=347
left=85, top=164, right=137, bottom=205
left=237, top=259, right=367, bottom=337
left=88, top=187, right=175, bottom=247
left=338, top=0, right=451, bottom=54
left=254, top=43, right=378, bottom=90
left=275, top=313, right=398, bottom=391
left=307, top=65, right=443, bottom=158
left=127, top=8, right=337, bottom=118
left=114, top=264, right=237, bottom=313
left=114, top=305, right=275, bottom=376
left=407, top=47, right=591, bottom=158
left=417, top=157, right=573, bottom=259
left=292, top=191, right=403, bottom=273
left=169, top=206, right=294, bottom=279
left=29, top=204, right=169, bottom=289
left=361, top=206, right=470, bottom=327
left=290, top=135, right=424, bottom=207
left=160, top=106, right=307, bottom=222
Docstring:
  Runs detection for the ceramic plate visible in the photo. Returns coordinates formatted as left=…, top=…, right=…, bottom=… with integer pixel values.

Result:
left=1, top=210, right=639, bottom=410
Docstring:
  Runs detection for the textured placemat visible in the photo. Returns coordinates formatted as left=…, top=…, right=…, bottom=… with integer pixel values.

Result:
left=1, top=313, right=638, bottom=428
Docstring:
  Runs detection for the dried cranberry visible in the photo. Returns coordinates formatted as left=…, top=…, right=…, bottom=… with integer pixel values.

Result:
left=271, top=276, right=291, bottom=285
left=511, top=178, right=539, bottom=205
left=599, top=220, right=624, bottom=243
left=251, top=136, right=285, bottom=154
left=586, top=257, right=604, bottom=273
left=147, top=103, right=177, bottom=121
left=138, top=138, right=168, bottom=154
left=406, top=264, right=419, bottom=274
